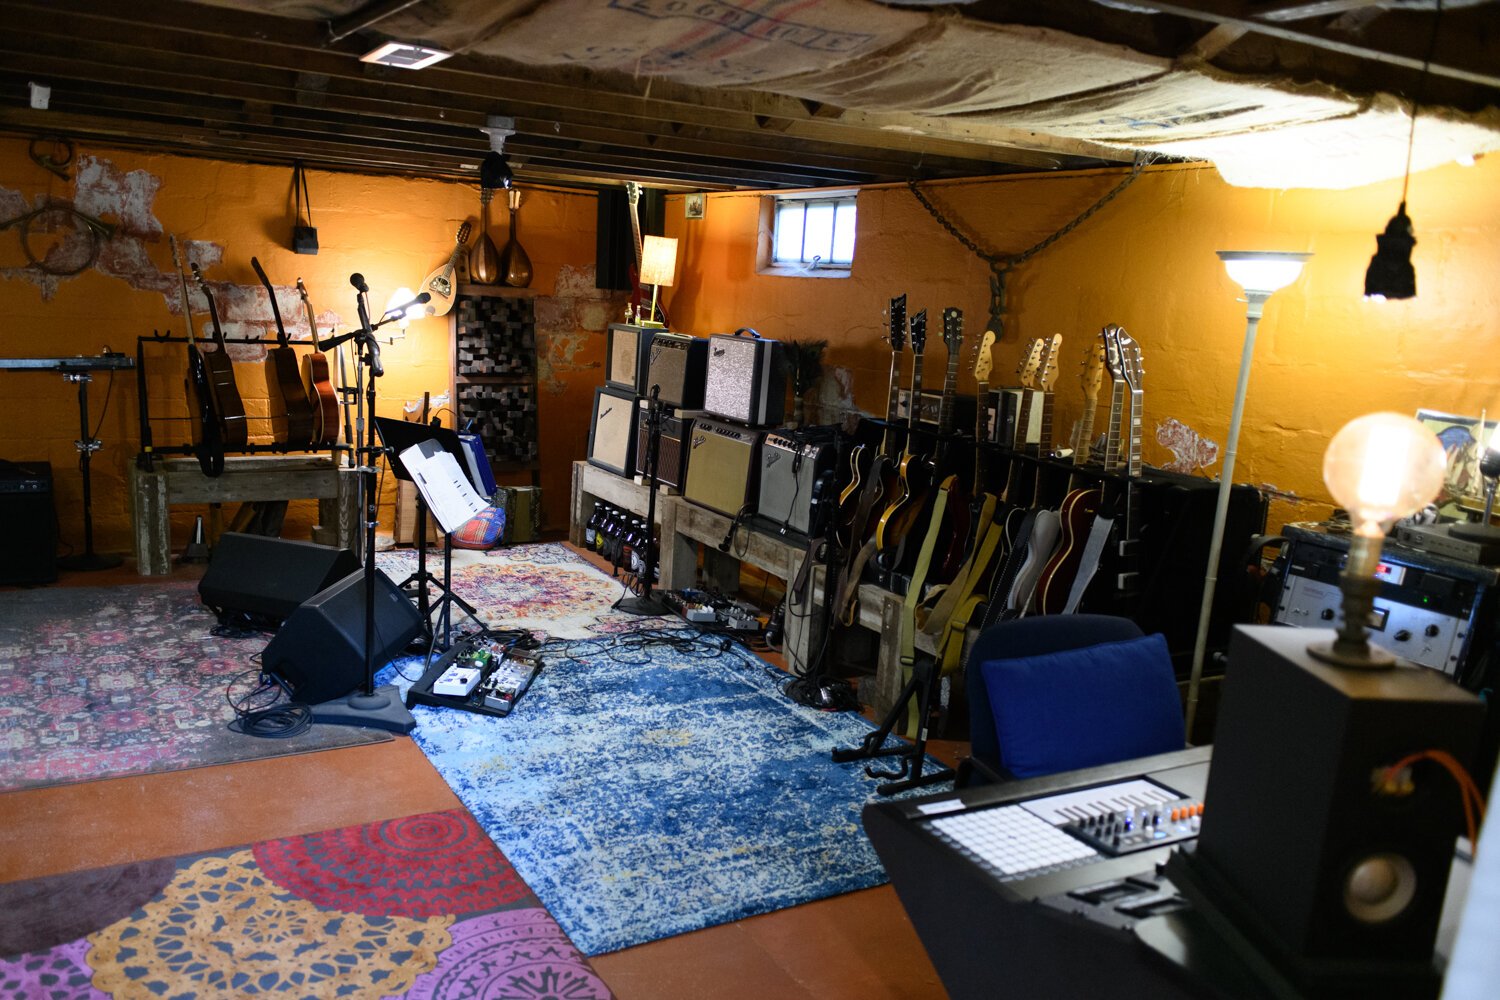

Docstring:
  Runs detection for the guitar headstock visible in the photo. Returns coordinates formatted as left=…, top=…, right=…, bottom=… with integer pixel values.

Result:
left=169, top=233, right=185, bottom=272
left=973, top=329, right=996, bottom=384
left=1016, top=337, right=1043, bottom=389
left=1080, top=340, right=1106, bottom=404
left=888, top=294, right=907, bottom=352
left=1102, top=324, right=1125, bottom=382
left=189, top=260, right=208, bottom=291
left=1037, top=333, right=1062, bottom=392
left=295, top=276, right=310, bottom=305
left=625, top=181, right=641, bottom=206
left=454, top=221, right=472, bottom=247
left=942, top=307, right=963, bottom=361
left=909, top=309, right=927, bottom=356
left=1116, top=326, right=1144, bottom=391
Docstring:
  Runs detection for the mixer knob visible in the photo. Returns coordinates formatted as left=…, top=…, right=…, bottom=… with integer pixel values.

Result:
left=1425, top=624, right=1441, bottom=638
left=1320, top=608, right=1336, bottom=621
left=1394, top=629, right=1412, bottom=642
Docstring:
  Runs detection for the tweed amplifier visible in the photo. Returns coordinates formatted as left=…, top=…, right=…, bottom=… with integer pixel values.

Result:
left=633, top=401, right=693, bottom=490
left=587, top=385, right=637, bottom=477
left=605, top=323, right=654, bottom=392
left=704, top=329, right=785, bottom=427
left=683, top=416, right=762, bottom=517
left=645, top=331, right=708, bottom=410
left=757, top=431, right=836, bottom=535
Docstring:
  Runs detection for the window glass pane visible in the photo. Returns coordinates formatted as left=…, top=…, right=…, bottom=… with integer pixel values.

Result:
left=831, top=202, right=855, bottom=264
left=804, top=202, right=836, bottom=263
left=774, top=202, right=805, bottom=263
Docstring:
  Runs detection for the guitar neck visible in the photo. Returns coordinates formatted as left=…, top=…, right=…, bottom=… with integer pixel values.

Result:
left=906, top=353, right=925, bottom=440
left=880, top=350, right=902, bottom=455
left=1127, top=387, right=1143, bottom=478
left=1076, top=398, right=1097, bottom=465
left=936, top=348, right=961, bottom=437
left=1104, top=381, right=1125, bottom=471
left=974, top=378, right=990, bottom=483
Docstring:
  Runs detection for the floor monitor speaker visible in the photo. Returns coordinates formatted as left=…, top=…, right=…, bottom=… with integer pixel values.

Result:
left=587, top=385, right=638, bottom=477
left=0, top=461, right=56, bottom=585
left=198, top=532, right=359, bottom=624
left=261, top=569, right=422, bottom=705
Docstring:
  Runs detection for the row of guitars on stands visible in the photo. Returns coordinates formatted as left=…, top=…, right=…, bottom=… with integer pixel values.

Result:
left=165, top=234, right=344, bottom=477
left=836, top=293, right=1147, bottom=623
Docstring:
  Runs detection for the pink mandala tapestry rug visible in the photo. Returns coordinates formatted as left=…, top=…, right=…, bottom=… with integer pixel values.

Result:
left=0, top=582, right=389, bottom=794
left=0, top=808, right=613, bottom=999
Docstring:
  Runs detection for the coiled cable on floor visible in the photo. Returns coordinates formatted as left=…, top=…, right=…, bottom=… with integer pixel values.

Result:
left=225, top=666, right=311, bottom=739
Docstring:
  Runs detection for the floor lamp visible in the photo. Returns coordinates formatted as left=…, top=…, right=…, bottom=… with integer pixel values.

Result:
left=1186, top=250, right=1312, bottom=741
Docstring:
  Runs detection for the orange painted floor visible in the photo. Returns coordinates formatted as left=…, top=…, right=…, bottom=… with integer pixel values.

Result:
left=1, top=546, right=957, bottom=999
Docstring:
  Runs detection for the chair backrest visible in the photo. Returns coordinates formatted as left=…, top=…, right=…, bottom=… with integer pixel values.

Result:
left=966, top=615, right=1183, bottom=780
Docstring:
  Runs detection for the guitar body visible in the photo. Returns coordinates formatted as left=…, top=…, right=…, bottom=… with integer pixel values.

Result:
left=874, top=449, right=926, bottom=554
left=422, top=222, right=473, bottom=318
left=251, top=255, right=315, bottom=446
left=303, top=352, right=338, bottom=446
left=1006, top=509, right=1062, bottom=617
left=199, top=341, right=247, bottom=447
left=1034, top=487, right=1102, bottom=615
left=184, top=350, right=225, bottom=477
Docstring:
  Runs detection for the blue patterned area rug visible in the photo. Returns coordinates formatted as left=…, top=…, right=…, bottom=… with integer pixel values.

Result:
left=378, top=624, right=949, bottom=956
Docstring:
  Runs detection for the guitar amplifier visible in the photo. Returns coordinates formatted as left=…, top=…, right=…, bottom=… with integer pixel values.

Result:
left=606, top=323, right=654, bottom=392
left=704, top=330, right=785, bottom=427
left=645, top=331, right=708, bottom=410
left=0, top=460, right=56, bottom=585
left=757, top=430, right=836, bottom=536
left=633, top=401, right=693, bottom=490
left=586, top=385, right=637, bottom=477
left=683, top=416, right=763, bottom=517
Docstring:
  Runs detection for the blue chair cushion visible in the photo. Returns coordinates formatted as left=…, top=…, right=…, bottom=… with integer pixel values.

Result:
left=979, top=632, right=1184, bottom=779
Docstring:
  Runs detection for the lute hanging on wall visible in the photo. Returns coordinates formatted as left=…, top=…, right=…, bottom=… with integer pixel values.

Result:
left=500, top=188, right=532, bottom=288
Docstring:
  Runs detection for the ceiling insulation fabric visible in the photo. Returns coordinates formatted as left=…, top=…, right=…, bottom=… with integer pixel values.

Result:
left=758, top=17, right=1166, bottom=116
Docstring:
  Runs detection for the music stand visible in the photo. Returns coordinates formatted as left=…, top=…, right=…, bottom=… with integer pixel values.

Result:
left=375, top=416, right=484, bottom=649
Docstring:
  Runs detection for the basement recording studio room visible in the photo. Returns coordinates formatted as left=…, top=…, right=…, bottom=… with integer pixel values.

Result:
left=2, top=2, right=1500, bottom=998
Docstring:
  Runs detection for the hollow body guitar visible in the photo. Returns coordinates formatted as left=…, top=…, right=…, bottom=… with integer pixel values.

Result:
left=422, top=221, right=472, bottom=318
left=170, top=235, right=225, bottom=477
left=837, top=294, right=907, bottom=550
left=189, top=261, right=249, bottom=449
left=873, top=309, right=930, bottom=572
left=251, top=256, right=315, bottom=445
left=1034, top=340, right=1109, bottom=615
left=994, top=333, right=1063, bottom=618
left=295, top=278, right=339, bottom=446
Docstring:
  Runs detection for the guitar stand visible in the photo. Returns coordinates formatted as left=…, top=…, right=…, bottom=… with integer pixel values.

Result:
left=832, top=653, right=955, bottom=795
left=57, top=370, right=121, bottom=572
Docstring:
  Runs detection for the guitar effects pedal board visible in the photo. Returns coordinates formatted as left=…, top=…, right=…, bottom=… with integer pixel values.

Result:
left=405, top=637, right=543, bottom=718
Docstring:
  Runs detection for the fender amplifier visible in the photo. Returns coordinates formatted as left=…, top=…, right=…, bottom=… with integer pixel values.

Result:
left=704, top=329, right=785, bottom=427
left=587, top=385, right=637, bottom=477
left=683, top=416, right=762, bottom=517
left=634, top=401, right=693, bottom=490
left=645, top=331, right=708, bottom=410
left=757, top=431, right=836, bottom=535
left=606, top=323, right=654, bottom=392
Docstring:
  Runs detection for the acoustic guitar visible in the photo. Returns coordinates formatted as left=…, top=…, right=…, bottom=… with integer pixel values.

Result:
left=421, top=221, right=473, bottom=317
left=170, top=235, right=224, bottom=477
left=251, top=256, right=315, bottom=445
left=189, top=261, right=249, bottom=448
left=837, top=294, right=906, bottom=546
left=295, top=277, right=339, bottom=446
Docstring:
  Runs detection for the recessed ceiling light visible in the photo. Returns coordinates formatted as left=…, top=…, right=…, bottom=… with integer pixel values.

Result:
left=359, top=41, right=453, bottom=70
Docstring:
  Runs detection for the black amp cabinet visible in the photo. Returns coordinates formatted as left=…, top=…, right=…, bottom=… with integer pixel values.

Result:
left=0, top=460, right=56, bottom=585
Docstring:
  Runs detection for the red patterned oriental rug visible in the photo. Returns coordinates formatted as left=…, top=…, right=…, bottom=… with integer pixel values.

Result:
left=0, top=808, right=612, bottom=999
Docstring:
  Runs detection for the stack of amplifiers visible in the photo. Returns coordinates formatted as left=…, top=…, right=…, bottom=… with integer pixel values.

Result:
left=605, top=323, right=654, bottom=393
left=0, top=460, right=56, bottom=585
left=704, top=330, right=785, bottom=427
left=633, top=401, right=693, bottom=491
left=757, top=430, right=837, bottom=536
left=683, top=416, right=763, bottom=518
left=587, top=385, right=637, bottom=477
left=645, top=331, right=708, bottom=410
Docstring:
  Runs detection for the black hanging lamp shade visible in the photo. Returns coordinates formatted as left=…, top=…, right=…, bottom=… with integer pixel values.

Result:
left=1364, top=202, right=1416, bottom=301
left=480, top=151, right=512, bottom=190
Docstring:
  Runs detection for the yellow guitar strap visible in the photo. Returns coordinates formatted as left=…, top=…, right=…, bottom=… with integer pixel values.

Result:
left=917, top=494, right=998, bottom=637
left=836, top=537, right=879, bottom=626
left=900, top=484, right=950, bottom=732
left=933, top=517, right=1006, bottom=677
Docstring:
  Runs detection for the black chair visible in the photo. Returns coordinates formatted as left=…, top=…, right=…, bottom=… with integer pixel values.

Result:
left=959, top=614, right=1184, bottom=787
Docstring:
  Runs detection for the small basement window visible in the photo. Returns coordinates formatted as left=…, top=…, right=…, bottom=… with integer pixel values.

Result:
left=759, top=191, right=856, bottom=278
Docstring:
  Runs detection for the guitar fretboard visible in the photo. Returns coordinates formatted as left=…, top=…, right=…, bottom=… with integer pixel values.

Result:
left=1127, top=387, right=1143, bottom=479
left=936, top=345, right=961, bottom=437
left=1104, top=379, right=1125, bottom=471
left=881, top=350, right=903, bottom=456
left=1038, top=391, right=1055, bottom=456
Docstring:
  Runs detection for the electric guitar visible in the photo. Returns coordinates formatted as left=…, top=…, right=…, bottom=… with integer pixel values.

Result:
left=170, top=235, right=224, bottom=477
left=1098, top=323, right=1146, bottom=607
left=623, top=181, right=667, bottom=326
left=421, top=221, right=472, bottom=317
left=929, top=307, right=973, bottom=583
left=873, top=309, right=929, bottom=559
left=962, top=328, right=998, bottom=552
left=295, top=277, right=339, bottom=446
left=997, top=333, right=1065, bottom=616
left=251, top=256, right=315, bottom=445
left=189, top=261, right=249, bottom=448
left=838, top=294, right=906, bottom=547
left=997, top=337, right=1046, bottom=548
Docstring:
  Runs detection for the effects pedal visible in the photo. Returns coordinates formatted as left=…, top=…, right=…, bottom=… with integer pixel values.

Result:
left=433, top=662, right=483, bottom=697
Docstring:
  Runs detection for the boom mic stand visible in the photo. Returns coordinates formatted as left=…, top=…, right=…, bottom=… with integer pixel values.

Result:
left=301, top=274, right=427, bottom=734
left=615, top=384, right=670, bottom=616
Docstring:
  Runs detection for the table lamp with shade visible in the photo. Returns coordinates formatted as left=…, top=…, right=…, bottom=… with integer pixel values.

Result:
left=637, top=235, right=677, bottom=329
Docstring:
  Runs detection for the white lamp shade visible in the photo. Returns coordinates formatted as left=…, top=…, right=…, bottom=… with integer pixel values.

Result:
left=1216, top=250, right=1312, bottom=296
left=639, top=235, right=678, bottom=288
left=1322, top=412, right=1447, bottom=530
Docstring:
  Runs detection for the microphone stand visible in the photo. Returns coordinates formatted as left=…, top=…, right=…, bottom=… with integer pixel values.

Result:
left=615, top=384, right=670, bottom=616
left=304, top=274, right=418, bottom=734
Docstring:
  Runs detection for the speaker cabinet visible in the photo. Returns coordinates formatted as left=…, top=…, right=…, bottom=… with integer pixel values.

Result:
left=0, top=461, right=55, bottom=585
left=645, top=331, right=708, bottom=410
left=757, top=432, right=835, bottom=535
left=261, top=569, right=422, bottom=705
left=587, top=385, right=638, bottom=477
left=606, top=323, right=654, bottom=392
left=1194, top=626, right=1482, bottom=973
left=634, top=402, right=692, bottom=490
left=704, top=331, right=785, bottom=427
left=198, top=532, right=359, bottom=624
left=683, top=416, right=762, bottom=517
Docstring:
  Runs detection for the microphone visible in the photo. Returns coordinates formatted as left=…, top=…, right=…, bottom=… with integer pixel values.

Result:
left=349, top=273, right=369, bottom=293
left=414, top=291, right=431, bottom=304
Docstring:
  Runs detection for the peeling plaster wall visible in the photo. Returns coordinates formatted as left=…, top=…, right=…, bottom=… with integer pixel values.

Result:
left=664, top=158, right=1500, bottom=533
left=0, top=139, right=610, bottom=554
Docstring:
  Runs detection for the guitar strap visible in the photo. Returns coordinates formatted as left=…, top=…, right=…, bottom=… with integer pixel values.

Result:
left=923, top=509, right=1005, bottom=679
left=918, top=494, right=998, bottom=639
left=1064, top=515, right=1115, bottom=614
left=899, top=487, right=948, bottom=733
left=836, top=537, right=878, bottom=626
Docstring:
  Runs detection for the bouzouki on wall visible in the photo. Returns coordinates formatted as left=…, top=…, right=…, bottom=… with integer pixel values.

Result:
left=170, top=235, right=225, bottom=477
left=189, top=261, right=249, bottom=449
left=295, top=277, right=339, bottom=446
left=251, top=256, right=315, bottom=446
left=421, top=221, right=473, bottom=318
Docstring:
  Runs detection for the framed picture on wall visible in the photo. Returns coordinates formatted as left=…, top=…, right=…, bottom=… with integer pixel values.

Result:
left=1415, top=408, right=1498, bottom=518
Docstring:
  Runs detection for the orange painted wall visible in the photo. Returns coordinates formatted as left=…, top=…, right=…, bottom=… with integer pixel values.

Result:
left=0, top=138, right=615, bottom=558
left=663, top=157, right=1500, bottom=530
